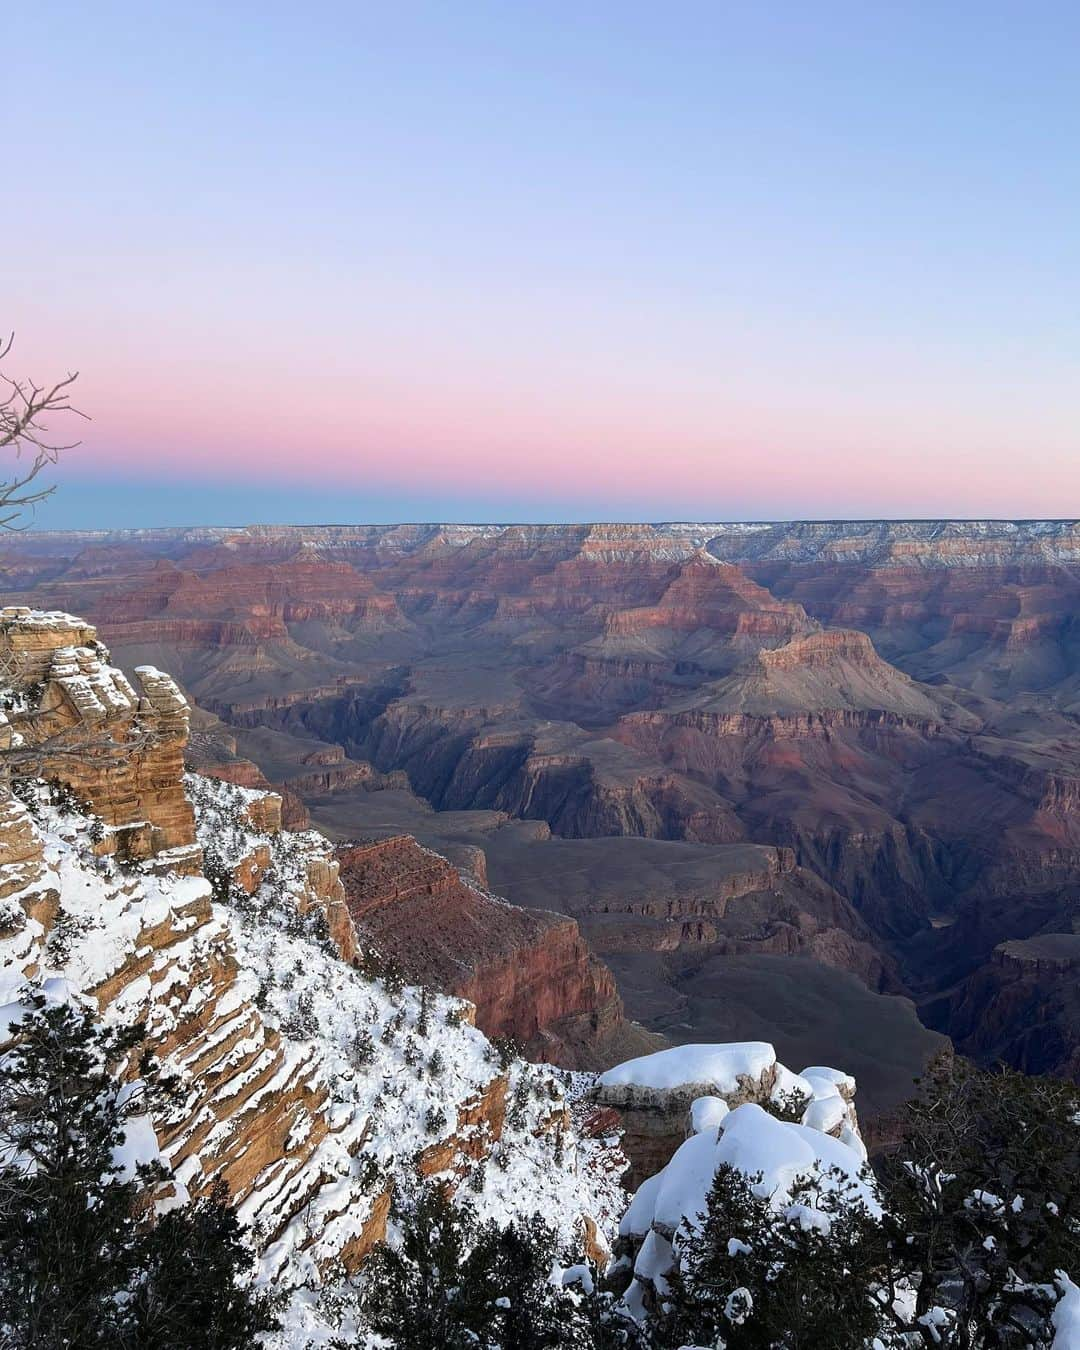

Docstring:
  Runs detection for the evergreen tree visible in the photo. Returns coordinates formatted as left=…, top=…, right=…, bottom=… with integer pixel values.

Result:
left=0, top=993, right=277, bottom=1349
left=361, top=1187, right=486, bottom=1350
left=129, top=1181, right=279, bottom=1348
left=362, top=1187, right=642, bottom=1349
left=470, top=1212, right=571, bottom=1349
left=660, top=1162, right=886, bottom=1350
left=877, top=1055, right=1080, bottom=1348
left=0, top=996, right=149, bottom=1348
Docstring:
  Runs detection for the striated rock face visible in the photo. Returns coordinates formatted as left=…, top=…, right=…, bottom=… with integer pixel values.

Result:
left=0, top=779, right=621, bottom=1289
left=336, top=834, right=650, bottom=1068
left=925, top=933, right=1080, bottom=1080
left=2, top=800, right=381, bottom=1280
left=0, top=607, right=199, bottom=871
left=11, top=525, right=1080, bottom=1085
left=0, top=794, right=47, bottom=900
left=201, top=779, right=359, bottom=965
left=0, top=613, right=630, bottom=1323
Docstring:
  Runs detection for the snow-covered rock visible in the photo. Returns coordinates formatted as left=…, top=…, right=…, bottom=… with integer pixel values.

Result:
left=599, top=1042, right=777, bottom=1096
left=1055, top=1274, right=1080, bottom=1349
left=595, top=1041, right=864, bottom=1194
left=616, top=1080, right=875, bottom=1315
left=595, top=1042, right=780, bottom=1188
left=621, top=1101, right=875, bottom=1245
left=0, top=774, right=626, bottom=1344
left=688, top=1095, right=729, bottom=1135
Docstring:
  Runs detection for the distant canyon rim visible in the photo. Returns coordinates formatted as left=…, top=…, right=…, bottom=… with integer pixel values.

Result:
left=7, top=517, right=1080, bottom=1118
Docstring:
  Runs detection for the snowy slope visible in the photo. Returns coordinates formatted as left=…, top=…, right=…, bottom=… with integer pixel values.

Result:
left=0, top=774, right=626, bottom=1345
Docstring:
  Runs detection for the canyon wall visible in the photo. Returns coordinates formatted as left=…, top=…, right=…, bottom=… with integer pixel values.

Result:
left=335, top=833, right=652, bottom=1068
left=6, top=522, right=1080, bottom=1085
left=0, top=609, right=627, bottom=1306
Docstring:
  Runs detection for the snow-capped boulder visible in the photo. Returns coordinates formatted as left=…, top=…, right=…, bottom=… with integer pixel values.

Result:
left=770, top=1062, right=815, bottom=1105
left=621, top=1101, right=875, bottom=1243
left=688, top=1095, right=729, bottom=1136
left=799, top=1064, right=863, bottom=1155
left=595, top=1043, right=778, bottom=1186
left=599, top=1043, right=777, bottom=1098
left=616, top=1096, right=876, bottom=1315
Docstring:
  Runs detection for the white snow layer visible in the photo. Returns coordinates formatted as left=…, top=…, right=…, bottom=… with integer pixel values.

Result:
left=598, top=1042, right=776, bottom=1094
left=621, top=1100, right=875, bottom=1243
left=1055, top=1276, right=1080, bottom=1349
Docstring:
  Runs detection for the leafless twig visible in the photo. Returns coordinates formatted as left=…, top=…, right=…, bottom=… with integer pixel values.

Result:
left=0, top=332, right=87, bottom=531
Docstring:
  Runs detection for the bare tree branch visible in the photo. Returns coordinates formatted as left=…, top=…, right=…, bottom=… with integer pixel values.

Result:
left=0, top=332, right=87, bottom=532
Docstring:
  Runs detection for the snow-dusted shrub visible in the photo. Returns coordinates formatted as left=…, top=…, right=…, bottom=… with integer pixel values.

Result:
left=659, top=1160, right=885, bottom=1349
left=634, top=1056, right=1080, bottom=1349
left=360, top=1188, right=643, bottom=1350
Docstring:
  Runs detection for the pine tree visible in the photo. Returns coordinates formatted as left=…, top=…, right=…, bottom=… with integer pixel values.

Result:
left=361, top=1188, right=487, bottom=1350
left=129, top=1180, right=279, bottom=1348
left=0, top=993, right=277, bottom=1349
left=877, top=1055, right=1080, bottom=1347
left=362, top=1187, right=640, bottom=1349
left=660, top=1162, right=887, bottom=1350
left=0, top=996, right=150, bottom=1348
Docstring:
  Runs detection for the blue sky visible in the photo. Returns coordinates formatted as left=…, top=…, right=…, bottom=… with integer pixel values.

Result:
left=8, top=2, right=1080, bottom=528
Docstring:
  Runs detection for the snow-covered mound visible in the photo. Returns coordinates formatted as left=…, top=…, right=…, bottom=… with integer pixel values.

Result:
left=1054, top=1276, right=1080, bottom=1349
left=598, top=1042, right=776, bottom=1096
left=617, top=1098, right=874, bottom=1317
left=622, top=1103, right=875, bottom=1242
left=594, top=1038, right=862, bottom=1198
left=596, top=1038, right=870, bottom=1320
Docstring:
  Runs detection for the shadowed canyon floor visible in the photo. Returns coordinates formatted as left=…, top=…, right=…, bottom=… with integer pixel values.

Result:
left=6, top=519, right=1080, bottom=1111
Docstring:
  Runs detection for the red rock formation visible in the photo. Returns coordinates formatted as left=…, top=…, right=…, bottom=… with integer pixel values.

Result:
left=9, top=522, right=1080, bottom=1082
left=928, top=934, right=1080, bottom=1080
left=336, top=835, right=647, bottom=1067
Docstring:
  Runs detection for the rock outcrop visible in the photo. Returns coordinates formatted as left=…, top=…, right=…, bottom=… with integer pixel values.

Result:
left=925, top=932, right=1080, bottom=1080
left=10, top=524, right=1080, bottom=1085
left=0, top=607, right=199, bottom=871
left=594, top=1039, right=863, bottom=1193
left=0, top=610, right=627, bottom=1326
left=336, top=834, right=650, bottom=1068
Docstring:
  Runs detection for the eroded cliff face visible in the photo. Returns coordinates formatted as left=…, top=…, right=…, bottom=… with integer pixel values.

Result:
left=8, top=524, right=1080, bottom=1082
left=335, top=833, right=652, bottom=1068
left=0, top=606, right=199, bottom=870
left=0, top=608, right=628, bottom=1326
left=924, top=933, right=1080, bottom=1080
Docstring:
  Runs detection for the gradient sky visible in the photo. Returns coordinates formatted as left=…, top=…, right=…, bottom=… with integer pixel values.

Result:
left=8, top=2, right=1080, bottom=528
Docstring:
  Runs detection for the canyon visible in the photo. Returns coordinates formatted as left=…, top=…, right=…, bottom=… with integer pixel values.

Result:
left=5, top=519, right=1080, bottom=1111
left=0, top=606, right=628, bottom=1340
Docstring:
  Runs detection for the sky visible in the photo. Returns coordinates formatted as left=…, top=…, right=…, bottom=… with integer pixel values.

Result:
left=7, top=2, right=1080, bottom=529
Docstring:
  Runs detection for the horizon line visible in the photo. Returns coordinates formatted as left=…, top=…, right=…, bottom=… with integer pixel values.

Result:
left=12, top=515, right=1080, bottom=538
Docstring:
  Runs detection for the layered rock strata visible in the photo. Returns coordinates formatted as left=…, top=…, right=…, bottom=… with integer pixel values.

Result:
left=0, top=607, right=198, bottom=871
left=9, top=525, right=1080, bottom=1083
left=336, top=833, right=650, bottom=1068
left=0, top=611, right=626, bottom=1305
